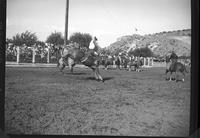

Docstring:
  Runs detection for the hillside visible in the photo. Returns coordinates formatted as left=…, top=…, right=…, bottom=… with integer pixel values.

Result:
left=106, top=29, right=191, bottom=57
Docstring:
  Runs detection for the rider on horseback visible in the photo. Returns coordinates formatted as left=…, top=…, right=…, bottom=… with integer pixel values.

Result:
left=169, top=50, right=178, bottom=63
left=88, top=36, right=100, bottom=56
left=81, top=36, right=100, bottom=63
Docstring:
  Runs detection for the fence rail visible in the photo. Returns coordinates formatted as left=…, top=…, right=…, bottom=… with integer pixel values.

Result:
left=7, top=45, right=177, bottom=68
left=6, top=45, right=58, bottom=64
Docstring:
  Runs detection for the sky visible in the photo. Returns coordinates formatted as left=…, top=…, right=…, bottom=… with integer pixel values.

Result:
left=6, top=0, right=191, bottom=48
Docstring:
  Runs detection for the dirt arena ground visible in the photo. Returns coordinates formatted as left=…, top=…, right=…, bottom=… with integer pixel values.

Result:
left=5, top=66, right=190, bottom=136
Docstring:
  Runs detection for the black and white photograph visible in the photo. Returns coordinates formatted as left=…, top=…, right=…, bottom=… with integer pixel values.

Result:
left=5, top=0, right=192, bottom=136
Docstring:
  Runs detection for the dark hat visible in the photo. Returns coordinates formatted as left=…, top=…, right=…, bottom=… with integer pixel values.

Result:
left=94, top=36, right=98, bottom=41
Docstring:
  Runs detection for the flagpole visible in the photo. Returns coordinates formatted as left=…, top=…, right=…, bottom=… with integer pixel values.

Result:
left=64, top=0, right=69, bottom=46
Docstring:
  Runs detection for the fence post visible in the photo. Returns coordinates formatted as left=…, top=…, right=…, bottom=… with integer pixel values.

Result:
left=151, top=58, right=154, bottom=66
left=16, top=46, right=20, bottom=64
left=147, top=57, right=150, bottom=66
left=32, top=47, right=36, bottom=63
left=47, top=47, right=50, bottom=63
left=143, top=57, right=146, bottom=67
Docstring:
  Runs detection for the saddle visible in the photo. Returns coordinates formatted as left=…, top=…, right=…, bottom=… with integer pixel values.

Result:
left=81, top=50, right=99, bottom=67
left=169, top=60, right=177, bottom=70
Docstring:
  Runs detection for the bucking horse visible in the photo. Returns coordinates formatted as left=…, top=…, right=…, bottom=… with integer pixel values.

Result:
left=57, top=45, right=104, bottom=82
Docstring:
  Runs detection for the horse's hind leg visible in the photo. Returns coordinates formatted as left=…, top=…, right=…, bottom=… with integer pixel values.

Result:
left=181, top=71, right=185, bottom=82
left=57, top=58, right=65, bottom=74
left=70, top=64, right=76, bottom=73
left=68, top=57, right=75, bottom=74
left=57, top=65, right=65, bottom=74
left=165, top=69, right=169, bottom=80
left=175, top=71, right=179, bottom=82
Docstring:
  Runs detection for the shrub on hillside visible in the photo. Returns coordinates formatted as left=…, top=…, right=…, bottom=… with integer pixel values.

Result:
left=129, top=47, right=154, bottom=57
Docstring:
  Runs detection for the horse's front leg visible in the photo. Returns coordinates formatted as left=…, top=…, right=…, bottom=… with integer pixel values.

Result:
left=92, top=65, right=103, bottom=82
left=60, top=65, right=65, bottom=74
left=165, top=69, right=169, bottom=80
left=113, top=61, right=116, bottom=69
left=104, top=65, right=108, bottom=70
left=91, top=67, right=99, bottom=80
left=169, top=71, right=173, bottom=81
left=128, top=65, right=131, bottom=71
left=118, top=64, right=121, bottom=70
left=95, top=67, right=103, bottom=82
left=68, top=57, right=75, bottom=74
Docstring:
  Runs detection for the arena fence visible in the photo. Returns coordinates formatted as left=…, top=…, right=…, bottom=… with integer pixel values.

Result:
left=6, top=45, right=58, bottom=64
left=6, top=45, right=169, bottom=68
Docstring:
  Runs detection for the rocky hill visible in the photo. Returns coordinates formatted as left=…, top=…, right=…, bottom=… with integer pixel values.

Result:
left=106, top=29, right=191, bottom=57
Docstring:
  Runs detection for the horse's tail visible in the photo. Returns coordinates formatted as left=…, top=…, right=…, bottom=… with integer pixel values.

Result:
left=57, top=57, right=61, bottom=67
left=181, top=63, right=189, bottom=73
left=184, top=65, right=189, bottom=73
left=57, top=47, right=64, bottom=67
left=57, top=60, right=60, bottom=67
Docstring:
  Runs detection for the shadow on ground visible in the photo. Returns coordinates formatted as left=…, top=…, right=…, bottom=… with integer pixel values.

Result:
left=84, top=77, right=114, bottom=81
left=63, top=72, right=87, bottom=75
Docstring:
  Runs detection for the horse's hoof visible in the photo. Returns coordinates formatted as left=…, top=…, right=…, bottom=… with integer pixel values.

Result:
left=97, top=79, right=103, bottom=82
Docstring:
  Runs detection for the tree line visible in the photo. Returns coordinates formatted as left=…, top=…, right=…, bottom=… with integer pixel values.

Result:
left=7, top=30, right=92, bottom=49
left=7, top=30, right=154, bottom=58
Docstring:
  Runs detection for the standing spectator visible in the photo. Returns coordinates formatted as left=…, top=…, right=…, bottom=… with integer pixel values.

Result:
left=40, top=50, right=45, bottom=63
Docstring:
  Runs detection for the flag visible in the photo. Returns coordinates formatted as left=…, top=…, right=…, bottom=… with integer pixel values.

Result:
left=135, top=28, right=138, bottom=32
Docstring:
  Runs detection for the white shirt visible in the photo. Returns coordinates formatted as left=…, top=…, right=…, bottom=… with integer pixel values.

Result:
left=108, top=55, right=112, bottom=59
left=89, top=41, right=95, bottom=49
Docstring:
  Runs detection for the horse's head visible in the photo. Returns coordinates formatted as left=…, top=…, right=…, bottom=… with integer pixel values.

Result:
left=165, top=55, right=171, bottom=63
left=51, top=45, right=63, bottom=57
left=139, top=59, right=144, bottom=66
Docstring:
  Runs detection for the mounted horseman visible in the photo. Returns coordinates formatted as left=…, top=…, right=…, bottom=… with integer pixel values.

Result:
left=165, top=49, right=188, bottom=82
